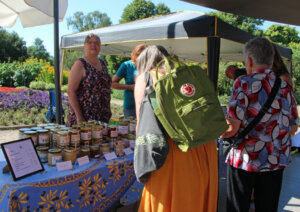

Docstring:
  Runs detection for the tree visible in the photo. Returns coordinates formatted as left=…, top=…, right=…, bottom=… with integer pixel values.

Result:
left=209, top=11, right=264, bottom=36
left=27, top=38, right=50, bottom=61
left=67, top=11, right=112, bottom=32
left=264, top=24, right=300, bottom=46
left=0, top=29, right=28, bottom=62
left=120, top=0, right=170, bottom=23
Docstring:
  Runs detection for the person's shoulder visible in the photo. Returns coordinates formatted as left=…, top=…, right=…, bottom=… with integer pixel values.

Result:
left=71, top=58, right=84, bottom=71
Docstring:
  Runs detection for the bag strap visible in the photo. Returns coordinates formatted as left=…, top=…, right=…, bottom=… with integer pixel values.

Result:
left=236, top=77, right=281, bottom=139
left=144, top=72, right=159, bottom=110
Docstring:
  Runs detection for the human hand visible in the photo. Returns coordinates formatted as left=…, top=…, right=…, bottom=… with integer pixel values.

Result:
left=76, top=116, right=86, bottom=124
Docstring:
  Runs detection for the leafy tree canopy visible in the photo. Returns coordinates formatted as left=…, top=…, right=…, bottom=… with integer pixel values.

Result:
left=209, top=11, right=264, bottom=36
left=264, top=24, right=300, bottom=46
left=27, top=38, right=51, bottom=61
left=67, top=11, right=112, bottom=32
left=120, top=0, right=170, bottom=23
left=0, top=28, right=28, bottom=62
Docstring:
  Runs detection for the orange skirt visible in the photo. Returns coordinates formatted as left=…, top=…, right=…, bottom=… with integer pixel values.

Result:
left=138, top=138, right=218, bottom=212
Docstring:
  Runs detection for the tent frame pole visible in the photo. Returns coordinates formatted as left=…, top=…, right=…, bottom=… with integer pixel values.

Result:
left=207, top=36, right=220, bottom=90
left=54, top=0, right=63, bottom=124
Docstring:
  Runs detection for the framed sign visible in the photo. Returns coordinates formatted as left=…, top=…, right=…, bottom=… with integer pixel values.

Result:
left=1, top=138, right=44, bottom=181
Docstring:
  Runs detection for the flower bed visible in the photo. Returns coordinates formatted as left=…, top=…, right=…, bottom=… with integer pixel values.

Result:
left=0, top=87, right=69, bottom=126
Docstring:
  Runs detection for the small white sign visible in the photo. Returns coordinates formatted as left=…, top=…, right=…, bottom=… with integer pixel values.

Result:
left=56, top=161, right=73, bottom=171
left=104, top=152, right=117, bottom=161
left=123, top=148, right=133, bottom=155
left=77, top=156, right=90, bottom=166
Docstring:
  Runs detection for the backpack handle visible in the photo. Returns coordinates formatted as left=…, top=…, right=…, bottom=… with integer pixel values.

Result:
left=155, top=57, right=198, bottom=88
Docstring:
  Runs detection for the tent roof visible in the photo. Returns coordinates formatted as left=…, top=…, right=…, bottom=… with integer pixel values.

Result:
left=181, top=0, right=300, bottom=27
left=61, top=11, right=292, bottom=63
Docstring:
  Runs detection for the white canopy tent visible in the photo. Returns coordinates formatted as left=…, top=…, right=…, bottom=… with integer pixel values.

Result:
left=61, top=11, right=292, bottom=87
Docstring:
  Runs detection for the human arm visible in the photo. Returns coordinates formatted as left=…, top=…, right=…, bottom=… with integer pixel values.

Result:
left=67, top=60, right=85, bottom=123
left=220, top=119, right=241, bottom=138
left=134, top=73, right=146, bottom=131
left=111, top=75, right=135, bottom=90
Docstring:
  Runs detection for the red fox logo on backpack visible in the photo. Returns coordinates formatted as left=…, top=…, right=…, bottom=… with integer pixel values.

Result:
left=180, top=83, right=195, bottom=97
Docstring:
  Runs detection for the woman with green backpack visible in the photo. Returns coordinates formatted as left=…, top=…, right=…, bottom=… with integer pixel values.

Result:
left=134, top=45, right=219, bottom=212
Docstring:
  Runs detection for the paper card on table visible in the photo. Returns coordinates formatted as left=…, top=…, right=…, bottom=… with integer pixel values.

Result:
left=104, top=152, right=117, bottom=161
left=123, top=148, right=133, bottom=155
left=56, top=161, right=72, bottom=171
left=77, top=156, right=89, bottom=166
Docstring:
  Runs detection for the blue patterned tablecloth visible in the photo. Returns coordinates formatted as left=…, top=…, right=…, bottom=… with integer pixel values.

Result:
left=0, top=154, right=137, bottom=212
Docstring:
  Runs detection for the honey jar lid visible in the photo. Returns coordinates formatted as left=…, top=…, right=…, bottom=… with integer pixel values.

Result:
left=101, top=143, right=110, bottom=147
left=24, top=130, right=37, bottom=135
left=63, top=147, right=76, bottom=153
left=37, top=129, right=49, bottom=133
left=58, top=130, right=69, bottom=135
left=69, top=129, right=80, bottom=133
left=19, top=128, right=31, bottom=132
left=81, top=147, right=90, bottom=152
left=90, top=145, right=100, bottom=150
left=48, top=148, right=62, bottom=153
left=36, top=146, right=49, bottom=151
left=31, top=127, right=43, bottom=131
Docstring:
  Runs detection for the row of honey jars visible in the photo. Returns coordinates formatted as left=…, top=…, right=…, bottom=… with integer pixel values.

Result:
left=19, top=127, right=50, bottom=146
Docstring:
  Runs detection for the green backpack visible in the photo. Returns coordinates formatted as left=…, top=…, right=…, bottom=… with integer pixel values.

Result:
left=148, top=58, right=228, bottom=152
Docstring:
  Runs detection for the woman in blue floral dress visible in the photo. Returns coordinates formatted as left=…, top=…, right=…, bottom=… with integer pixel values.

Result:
left=67, top=34, right=111, bottom=126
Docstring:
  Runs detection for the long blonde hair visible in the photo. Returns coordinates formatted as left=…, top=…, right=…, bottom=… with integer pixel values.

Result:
left=136, top=45, right=170, bottom=75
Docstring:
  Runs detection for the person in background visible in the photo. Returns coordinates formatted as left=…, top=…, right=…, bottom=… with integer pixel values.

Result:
left=272, top=45, right=299, bottom=153
left=221, top=37, right=299, bottom=212
left=135, top=45, right=218, bottom=212
left=111, top=44, right=147, bottom=119
left=67, top=33, right=111, bottom=126
left=225, top=65, right=247, bottom=80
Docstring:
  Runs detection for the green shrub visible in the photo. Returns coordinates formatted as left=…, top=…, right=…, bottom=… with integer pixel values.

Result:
left=45, top=83, right=55, bottom=90
left=0, top=62, right=18, bottom=87
left=29, top=81, right=47, bottom=90
left=111, top=89, right=124, bottom=100
left=16, top=86, right=28, bottom=89
left=218, top=94, right=230, bottom=106
left=61, top=84, right=68, bottom=92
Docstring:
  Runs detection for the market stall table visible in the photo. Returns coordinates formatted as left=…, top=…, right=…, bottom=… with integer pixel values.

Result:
left=0, top=152, right=137, bottom=212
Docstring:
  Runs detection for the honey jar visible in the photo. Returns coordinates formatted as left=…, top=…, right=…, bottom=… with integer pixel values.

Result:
left=128, top=134, right=136, bottom=149
left=69, top=129, right=80, bottom=147
left=31, top=127, right=43, bottom=131
left=90, top=144, right=101, bottom=158
left=18, top=128, right=31, bottom=139
left=48, top=148, right=62, bottom=166
left=108, top=126, right=118, bottom=138
left=37, top=129, right=50, bottom=146
left=63, top=147, right=77, bottom=164
left=57, top=131, right=70, bottom=147
left=92, top=124, right=103, bottom=142
left=129, top=120, right=137, bottom=134
left=80, top=147, right=91, bottom=158
left=118, top=121, right=129, bottom=137
left=80, top=127, right=92, bottom=141
left=23, top=131, right=38, bottom=146
left=36, top=146, right=49, bottom=163
left=100, top=143, right=110, bottom=154
left=71, top=124, right=80, bottom=130
left=114, top=140, right=125, bottom=157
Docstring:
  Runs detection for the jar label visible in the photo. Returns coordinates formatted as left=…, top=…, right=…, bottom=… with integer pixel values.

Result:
left=71, top=134, right=80, bottom=142
left=39, top=135, right=49, bottom=144
left=129, top=124, right=136, bottom=132
left=38, top=152, right=48, bottom=162
left=118, top=126, right=128, bottom=135
left=92, top=131, right=102, bottom=139
left=110, top=131, right=118, bottom=138
left=60, top=136, right=69, bottom=145
left=81, top=132, right=89, bottom=140
left=129, top=140, right=135, bottom=148
left=52, top=155, right=62, bottom=165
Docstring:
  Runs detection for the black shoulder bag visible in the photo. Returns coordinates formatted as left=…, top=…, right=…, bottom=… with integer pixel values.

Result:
left=222, top=77, right=281, bottom=157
